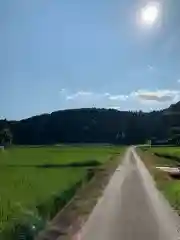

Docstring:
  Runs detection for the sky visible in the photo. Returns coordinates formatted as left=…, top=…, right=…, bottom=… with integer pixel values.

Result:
left=1, top=0, right=180, bottom=120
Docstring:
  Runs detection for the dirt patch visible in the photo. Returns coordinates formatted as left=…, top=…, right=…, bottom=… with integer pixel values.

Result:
left=36, top=154, right=122, bottom=240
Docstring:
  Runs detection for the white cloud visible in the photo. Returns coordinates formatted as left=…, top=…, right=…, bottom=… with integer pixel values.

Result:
left=132, top=89, right=180, bottom=103
left=66, top=91, right=128, bottom=102
left=66, top=91, right=93, bottom=100
left=59, top=90, right=129, bottom=110
left=63, top=89, right=180, bottom=104
left=59, top=88, right=180, bottom=111
left=109, top=95, right=128, bottom=101
left=108, top=106, right=121, bottom=110
left=103, top=93, right=110, bottom=97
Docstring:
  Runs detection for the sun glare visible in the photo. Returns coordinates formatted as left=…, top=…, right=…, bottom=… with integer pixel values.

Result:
left=141, top=2, right=159, bottom=25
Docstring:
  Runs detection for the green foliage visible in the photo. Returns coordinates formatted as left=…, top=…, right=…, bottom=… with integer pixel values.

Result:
left=0, top=128, right=13, bottom=146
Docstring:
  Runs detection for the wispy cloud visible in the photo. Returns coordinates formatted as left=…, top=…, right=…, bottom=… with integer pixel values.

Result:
left=59, top=89, right=129, bottom=110
left=59, top=88, right=180, bottom=111
left=65, top=91, right=128, bottom=102
left=66, top=91, right=93, bottom=100
left=177, top=79, right=180, bottom=83
left=108, top=95, right=128, bottom=101
left=132, top=89, right=180, bottom=102
left=108, top=106, right=121, bottom=110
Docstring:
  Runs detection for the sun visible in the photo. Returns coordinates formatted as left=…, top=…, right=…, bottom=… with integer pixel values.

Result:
left=141, top=3, right=159, bottom=25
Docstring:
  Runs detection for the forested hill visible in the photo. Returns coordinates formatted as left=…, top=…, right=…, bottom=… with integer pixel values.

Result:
left=0, top=105, right=175, bottom=145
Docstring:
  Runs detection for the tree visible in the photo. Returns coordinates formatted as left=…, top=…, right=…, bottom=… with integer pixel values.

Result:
left=163, top=102, right=180, bottom=144
left=0, top=128, right=13, bottom=147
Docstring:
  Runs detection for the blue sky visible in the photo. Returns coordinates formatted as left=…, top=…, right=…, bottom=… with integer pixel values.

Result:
left=1, top=0, right=180, bottom=120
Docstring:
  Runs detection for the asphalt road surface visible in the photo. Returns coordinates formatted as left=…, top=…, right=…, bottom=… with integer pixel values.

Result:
left=77, top=147, right=180, bottom=240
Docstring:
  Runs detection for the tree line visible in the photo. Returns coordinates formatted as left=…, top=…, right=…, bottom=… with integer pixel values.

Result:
left=1, top=102, right=179, bottom=146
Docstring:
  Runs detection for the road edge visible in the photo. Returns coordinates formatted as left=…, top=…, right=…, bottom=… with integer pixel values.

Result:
left=132, top=147, right=180, bottom=240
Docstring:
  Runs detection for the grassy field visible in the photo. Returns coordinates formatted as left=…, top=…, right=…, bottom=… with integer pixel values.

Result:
left=139, top=146, right=180, bottom=215
left=0, top=145, right=123, bottom=238
left=141, top=146, right=180, bottom=166
left=148, top=146, right=180, bottom=162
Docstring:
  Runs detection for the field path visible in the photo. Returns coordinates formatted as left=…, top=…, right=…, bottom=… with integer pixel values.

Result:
left=75, top=147, right=180, bottom=240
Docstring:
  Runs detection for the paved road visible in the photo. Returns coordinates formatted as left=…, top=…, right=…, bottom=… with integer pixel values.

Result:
left=77, top=147, right=180, bottom=240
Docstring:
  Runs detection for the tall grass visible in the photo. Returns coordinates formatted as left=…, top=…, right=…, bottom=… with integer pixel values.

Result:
left=0, top=145, right=122, bottom=239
